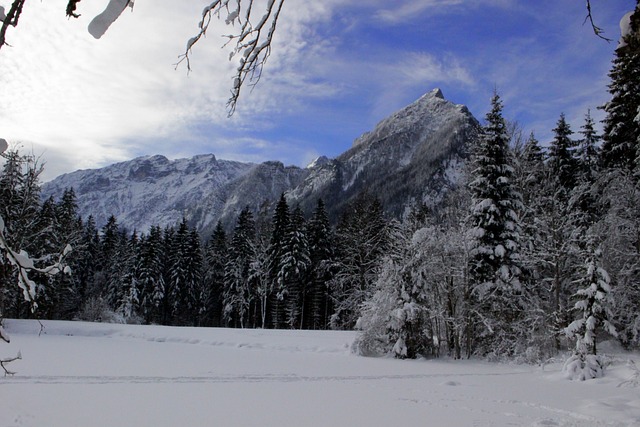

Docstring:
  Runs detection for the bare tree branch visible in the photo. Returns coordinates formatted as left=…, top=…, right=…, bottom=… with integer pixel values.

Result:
left=176, top=0, right=286, bottom=116
left=0, top=0, right=26, bottom=50
left=1, top=351, right=22, bottom=376
left=66, top=0, right=82, bottom=18
left=585, top=0, right=613, bottom=42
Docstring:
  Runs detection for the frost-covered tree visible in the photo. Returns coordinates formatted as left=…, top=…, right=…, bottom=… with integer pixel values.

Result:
left=601, top=2, right=640, bottom=171
left=569, top=111, right=602, bottom=241
left=0, top=145, right=70, bottom=373
left=305, top=199, right=334, bottom=330
left=279, top=205, right=310, bottom=329
left=202, top=222, right=227, bottom=327
left=563, top=238, right=617, bottom=380
left=330, top=194, right=388, bottom=329
left=355, top=222, right=430, bottom=359
left=137, top=225, right=165, bottom=324
left=117, top=231, right=141, bottom=322
left=548, top=113, right=578, bottom=196
left=167, top=218, right=203, bottom=325
left=267, top=193, right=290, bottom=328
left=597, top=170, right=640, bottom=348
left=467, top=93, right=526, bottom=357
left=224, top=207, right=256, bottom=328
left=565, top=240, right=617, bottom=355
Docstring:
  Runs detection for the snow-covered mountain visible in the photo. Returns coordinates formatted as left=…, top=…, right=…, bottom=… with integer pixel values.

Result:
left=291, top=88, right=479, bottom=220
left=42, top=89, right=479, bottom=233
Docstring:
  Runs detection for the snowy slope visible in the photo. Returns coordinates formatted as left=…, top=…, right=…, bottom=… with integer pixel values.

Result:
left=42, top=154, right=255, bottom=232
left=2, top=319, right=639, bottom=427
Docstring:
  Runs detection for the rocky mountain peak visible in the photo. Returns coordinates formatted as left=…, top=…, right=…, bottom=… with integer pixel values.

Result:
left=352, top=88, right=468, bottom=149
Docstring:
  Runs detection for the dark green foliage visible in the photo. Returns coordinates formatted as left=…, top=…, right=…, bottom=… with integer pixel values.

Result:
left=330, top=193, right=389, bottom=329
left=305, top=199, right=334, bottom=329
left=601, top=3, right=640, bottom=171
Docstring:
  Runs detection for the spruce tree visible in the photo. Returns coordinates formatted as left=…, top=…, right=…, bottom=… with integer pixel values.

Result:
left=601, top=2, right=640, bottom=171
left=202, top=222, right=227, bottom=326
left=563, top=238, right=617, bottom=380
left=571, top=111, right=602, bottom=235
left=306, top=199, right=334, bottom=329
left=267, top=193, right=290, bottom=328
left=548, top=113, right=578, bottom=196
left=138, top=225, right=165, bottom=324
left=468, top=92, right=526, bottom=357
left=224, top=207, right=256, bottom=328
left=280, top=205, right=310, bottom=329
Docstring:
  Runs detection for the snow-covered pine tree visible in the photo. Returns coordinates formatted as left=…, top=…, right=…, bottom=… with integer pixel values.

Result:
left=549, top=113, right=578, bottom=196
left=536, top=114, right=582, bottom=352
left=167, top=218, right=203, bottom=325
left=223, top=207, right=256, bottom=328
left=267, top=193, right=290, bottom=329
left=597, top=170, right=640, bottom=349
left=117, top=231, right=141, bottom=323
left=73, top=215, right=100, bottom=306
left=570, top=111, right=602, bottom=239
left=30, top=197, right=61, bottom=317
left=601, top=2, right=640, bottom=171
left=355, top=220, right=431, bottom=359
left=305, top=199, right=334, bottom=330
left=137, top=225, right=165, bottom=324
left=279, top=205, right=310, bottom=329
left=202, top=222, right=227, bottom=327
left=249, top=222, right=270, bottom=328
left=0, top=150, right=45, bottom=317
left=593, top=4, right=640, bottom=350
left=563, top=237, right=617, bottom=380
left=185, top=228, right=204, bottom=325
left=51, top=188, right=84, bottom=319
left=467, top=92, right=526, bottom=358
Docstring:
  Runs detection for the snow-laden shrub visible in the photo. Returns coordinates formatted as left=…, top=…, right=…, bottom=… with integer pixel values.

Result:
left=76, top=297, right=125, bottom=324
left=353, top=255, right=430, bottom=359
left=563, top=353, right=608, bottom=381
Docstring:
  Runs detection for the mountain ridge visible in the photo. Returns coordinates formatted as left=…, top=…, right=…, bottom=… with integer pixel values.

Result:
left=42, top=89, right=480, bottom=233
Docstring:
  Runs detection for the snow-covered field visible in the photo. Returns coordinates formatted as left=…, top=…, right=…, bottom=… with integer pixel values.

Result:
left=1, top=320, right=639, bottom=427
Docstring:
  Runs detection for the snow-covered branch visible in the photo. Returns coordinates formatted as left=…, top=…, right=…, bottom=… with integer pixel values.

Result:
left=176, top=0, right=286, bottom=115
left=0, top=215, right=72, bottom=312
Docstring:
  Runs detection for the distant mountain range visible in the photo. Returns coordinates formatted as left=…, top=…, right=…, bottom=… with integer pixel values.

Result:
left=42, top=89, right=480, bottom=234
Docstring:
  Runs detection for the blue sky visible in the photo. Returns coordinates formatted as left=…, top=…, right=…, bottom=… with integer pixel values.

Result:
left=0, top=0, right=633, bottom=180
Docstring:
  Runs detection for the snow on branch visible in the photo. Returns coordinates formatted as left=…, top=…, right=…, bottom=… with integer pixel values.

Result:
left=176, top=0, right=286, bottom=115
left=87, top=0, right=134, bottom=39
left=0, top=214, right=72, bottom=316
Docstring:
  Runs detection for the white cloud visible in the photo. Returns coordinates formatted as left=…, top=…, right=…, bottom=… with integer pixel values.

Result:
left=0, top=1, right=338, bottom=180
left=374, top=0, right=464, bottom=24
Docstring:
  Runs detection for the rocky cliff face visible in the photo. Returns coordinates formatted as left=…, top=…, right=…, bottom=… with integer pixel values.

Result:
left=290, top=88, right=479, bottom=221
left=42, top=89, right=479, bottom=233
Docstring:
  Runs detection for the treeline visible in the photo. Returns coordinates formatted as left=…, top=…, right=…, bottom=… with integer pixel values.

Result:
left=0, top=159, right=389, bottom=331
